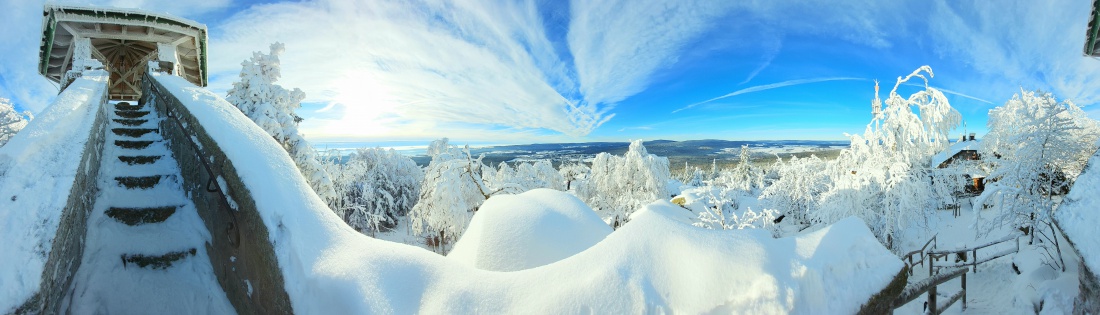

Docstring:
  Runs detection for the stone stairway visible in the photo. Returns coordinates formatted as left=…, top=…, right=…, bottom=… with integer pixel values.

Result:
left=63, top=102, right=235, bottom=314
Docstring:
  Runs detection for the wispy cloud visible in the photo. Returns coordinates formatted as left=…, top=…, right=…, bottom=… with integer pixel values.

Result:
left=926, top=0, right=1100, bottom=105
left=899, top=83, right=993, bottom=104
left=209, top=0, right=626, bottom=139
left=568, top=0, right=738, bottom=108
left=739, top=38, right=782, bottom=85
left=672, top=77, right=864, bottom=114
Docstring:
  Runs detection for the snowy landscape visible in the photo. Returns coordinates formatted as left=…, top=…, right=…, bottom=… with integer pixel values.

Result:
left=3, top=0, right=1100, bottom=314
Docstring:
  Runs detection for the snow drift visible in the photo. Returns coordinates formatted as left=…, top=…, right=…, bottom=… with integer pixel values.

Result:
left=150, top=73, right=905, bottom=313
left=1056, top=148, right=1100, bottom=273
left=447, top=189, right=613, bottom=271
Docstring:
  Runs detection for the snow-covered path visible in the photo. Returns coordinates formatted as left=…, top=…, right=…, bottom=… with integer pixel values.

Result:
left=61, top=102, right=234, bottom=314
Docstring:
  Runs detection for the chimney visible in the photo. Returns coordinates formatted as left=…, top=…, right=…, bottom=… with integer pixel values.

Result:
left=969, top=133, right=976, bottom=141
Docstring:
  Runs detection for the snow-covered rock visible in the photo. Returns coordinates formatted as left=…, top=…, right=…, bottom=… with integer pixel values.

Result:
left=448, top=189, right=612, bottom=271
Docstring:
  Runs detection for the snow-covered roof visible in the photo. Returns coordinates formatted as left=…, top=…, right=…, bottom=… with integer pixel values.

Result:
left=152, top=73, right=905, bottom=313
left=1055, top=148, right=1100, bottom=275
left=930, top=139, right=981, bottom=168
left=39, top=4, right=208, bottom=99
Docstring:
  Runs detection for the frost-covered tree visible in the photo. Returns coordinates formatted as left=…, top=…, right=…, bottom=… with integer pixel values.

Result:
left=759, top=154, right=829, bottom=225
left=484, top=160, right=565, bottom=193
left=325, top=148, right=424, bottom=234
left=577, top=140, right=671, bottom=227
left=764, top=68, right=959, bottom=248
left=709, top=145, right=763, bottom=193
left=409, top=138, right=492, bottom=249
left=0, top=98, right=31, bottom=147
left=815, top=69, right=960, bottom=249
left=226, top=42, right=337, bottom=207
left=977, top=91, right=1099, bottom=265
left=558, top=162, right=590, bottom=191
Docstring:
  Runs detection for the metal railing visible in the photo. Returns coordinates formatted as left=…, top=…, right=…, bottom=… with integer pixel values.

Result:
left=144, top=66, right=240, bottom=248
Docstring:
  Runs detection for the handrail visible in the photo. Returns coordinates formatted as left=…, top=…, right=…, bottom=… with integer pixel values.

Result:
left=893, top=267, right=967, bottom=313
left=146, top=70, right=240, bottom=248
left=903, top=234, right=937, bottom=275
left=927, top=232, right=1021, bottom=273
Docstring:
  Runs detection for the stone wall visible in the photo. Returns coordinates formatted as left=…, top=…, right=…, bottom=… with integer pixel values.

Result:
left=141, top=72, right=293, bottom=314
left=16, top=83, right=109, bottom=314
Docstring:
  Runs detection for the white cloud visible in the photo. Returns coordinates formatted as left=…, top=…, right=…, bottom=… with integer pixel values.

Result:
left=925, top=0, right=1100, bottom=105
left=209, top=0, right=603, bottom=139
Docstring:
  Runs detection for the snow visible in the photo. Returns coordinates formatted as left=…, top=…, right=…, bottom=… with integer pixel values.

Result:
left=447, top=189, right=612, bottom=271
left=0, top=72, right=108, bottom=313
left=1056, top=148, right=1100, bottom=274
left=153, top=72, right=904, bottom=313
left=930, top=139, right=980, bottom=168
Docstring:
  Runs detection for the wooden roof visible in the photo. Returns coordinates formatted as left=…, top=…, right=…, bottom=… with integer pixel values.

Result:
left=1087, top=0, right=1100, bottom=57
left=39, top=5, right=208, bottom=100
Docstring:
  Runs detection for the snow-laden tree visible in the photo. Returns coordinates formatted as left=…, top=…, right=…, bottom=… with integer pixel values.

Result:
left=808, top=68, right=960, bottom=248
left=558, top=162, right=590, bottom=191
left=325, top=148, right=424, bottom=234
left=577, top=140, right=671, bottom=227
left=483, top=160, right=565, bottom=194
left=409, top=138, right=492, bottom=249
left=0, top=98, right=31, bottom=147
left=976, top=91, right=1100, bottom=269
left=226, top=42, right=337, bottom=207
left=709, top=145, right=764, bottom=193
left=759, top=154, right=829, bottom=226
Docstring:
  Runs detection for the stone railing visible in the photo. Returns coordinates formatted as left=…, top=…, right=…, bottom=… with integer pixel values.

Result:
left=141, top=65, right=293, bottom=314
left=15, top=75, right=109, bottom=314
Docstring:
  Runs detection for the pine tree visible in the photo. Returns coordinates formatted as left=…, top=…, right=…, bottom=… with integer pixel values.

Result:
left=226, top=43, right=338, bottom=206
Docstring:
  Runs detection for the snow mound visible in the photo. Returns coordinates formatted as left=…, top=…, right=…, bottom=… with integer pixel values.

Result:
left=153, top=74, right=904, bottom=313
left=1056, top=148, right=1100, bottom=273
left=448, top=189, right=612, bottom=271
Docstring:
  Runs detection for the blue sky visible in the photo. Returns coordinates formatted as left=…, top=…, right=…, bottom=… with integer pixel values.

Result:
left=1, top=0, right=1098, bottom=144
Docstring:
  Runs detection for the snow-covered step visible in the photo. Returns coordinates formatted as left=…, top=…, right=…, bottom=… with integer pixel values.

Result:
left=64, top=101, right=234, bottom=313
left=111, top=127, right=158, bottom=138
left=114, top=175, right=170, bottom=189
left=115, top=110, right=150, bottom=118
left=112, top=118, right=148, bottom=126
left=114, top=140, right=156, bottom=150
left=121, top=248, right=197, bottom=269
left=105, top=206, right=179, bottom=225
left=117, top=155, right=162, bottom=165
left=114, top=103, right=143, bottom=111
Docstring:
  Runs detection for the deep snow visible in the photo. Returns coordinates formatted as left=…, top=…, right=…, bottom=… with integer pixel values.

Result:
left=447, top=189, right=613, bottom=271
left=0, top=72, right=108, bottom=313
left=1056, top=148, right=1100, bottom=277
left=154, top=73, right=903, bottom=313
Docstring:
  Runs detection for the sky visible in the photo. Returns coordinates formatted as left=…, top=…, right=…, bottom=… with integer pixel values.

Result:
left=1, top=0, right=1099, bottom=145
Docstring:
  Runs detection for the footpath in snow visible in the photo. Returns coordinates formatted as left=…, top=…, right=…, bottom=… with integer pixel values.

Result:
left=62, top=101, right=234, bottom=314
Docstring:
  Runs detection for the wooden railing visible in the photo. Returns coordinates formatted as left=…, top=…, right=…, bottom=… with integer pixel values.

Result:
left=893, top=232, right=1021, bottom=313
left=928, top=233, right=1021, bottom=273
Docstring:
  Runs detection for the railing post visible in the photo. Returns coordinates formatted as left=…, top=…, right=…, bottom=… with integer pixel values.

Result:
left=973, top=249, right=978, bottom=273
left=929, top=284, right=937, bottom=314
left=961, top=272, right=967, bottom=310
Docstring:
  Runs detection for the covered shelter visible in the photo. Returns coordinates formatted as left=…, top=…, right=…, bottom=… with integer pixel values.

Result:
left=1087, top=0, right=1100, bottom=57
left=39, top=5, right=208, bottom=100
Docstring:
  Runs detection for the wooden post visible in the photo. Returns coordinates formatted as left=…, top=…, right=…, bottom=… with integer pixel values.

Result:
left=961, top=272, right=967, bottom=310
left=973, top=249, right=978, bottom=273
left=929, top=284, right=937, bottom=314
